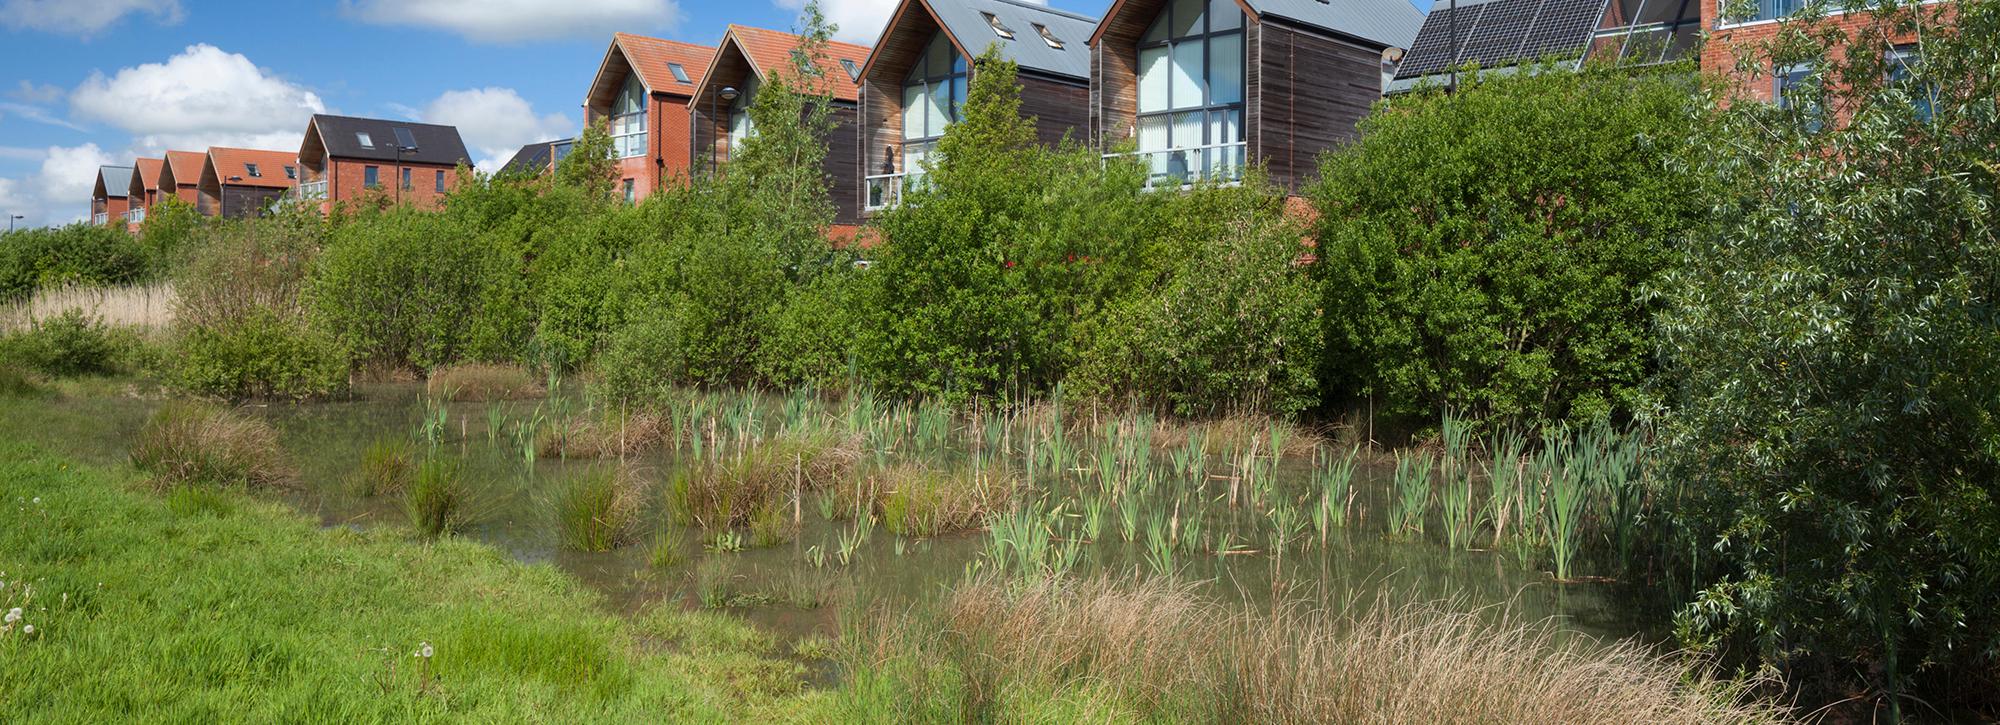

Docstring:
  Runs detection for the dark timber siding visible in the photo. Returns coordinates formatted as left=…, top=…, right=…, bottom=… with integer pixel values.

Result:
left=220, top=185, right=286, bottom=219
left=1019, top=73, right=1091, bottom=148
left=1253, top=20, right=1383, bottom=192
left=825, top=104, right=863, bottom=226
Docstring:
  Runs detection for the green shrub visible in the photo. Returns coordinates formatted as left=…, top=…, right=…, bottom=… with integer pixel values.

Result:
left=1307, top=62, right=1710, bottom=426
left=171, top=214, right=346, bottom=399
left=1657, top=0, right=2000, bottom=710
left=129, top=401, right=291, bottom=490
left=137, top=197, right=204, bottom=265
left=0, top=309, right=119, bottom=377
left=756, top=267, right=865, bottom=389
left=312, top=207, right=506, bottom=372
left=0, top=223, right=154, bottom=302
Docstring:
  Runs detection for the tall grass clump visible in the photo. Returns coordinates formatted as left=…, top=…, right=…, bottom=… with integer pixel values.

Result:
left=668, top=430, right=860, bottom=531
left=1390, top=451, right=1434, bottom=538
left=427, top=362, right=543, bottom=402
left=404, top=457, right=472, bottom=538
left=875, top=463, right=1017, bottom=537
left=841, top=576, right=1789, bottom=723
left=350, top=437, right=416, bottom=497
left=537, top=407, right=671, bottom=459
left=129, top=401, right=291, bottom=490
left=553, top=464, right=649, bottom=551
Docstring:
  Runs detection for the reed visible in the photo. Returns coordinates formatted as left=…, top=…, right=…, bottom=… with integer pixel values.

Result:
left=350, top=437, right=416, bottom=497
left=667, top=430, right=862, bottom=531
left=873, top=463, right=1017, bottom=538
left=536, top=408, right=672, bottom=459
left=1540, top=430, right=1586, bottom=581
left=426, top=363, right=543, bottom=402
left=403, top=457, right=472, bottom=538
left=1390, top=451, right=1434, bottom=538
left=129, top=401, right=291, bottom=490
left=1311, top=446, right=1358, bottom=542
left=552, top=464, right=649, bottom=552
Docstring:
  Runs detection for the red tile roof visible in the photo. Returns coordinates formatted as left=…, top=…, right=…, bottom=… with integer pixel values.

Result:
left=206, top=148, right=300, bottom=190
left=721, top=25, right=871, bottom=103
left=614, top=33, right=713, bottom=95
left=163, top=150, right=206, bottom=188
left=133, top=157, right=164, bottom=192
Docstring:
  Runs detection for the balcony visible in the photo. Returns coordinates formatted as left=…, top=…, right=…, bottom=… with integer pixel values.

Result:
left=294, top=180, right=328, bottom=201
left=1106, top=141, right=1249, bottom=191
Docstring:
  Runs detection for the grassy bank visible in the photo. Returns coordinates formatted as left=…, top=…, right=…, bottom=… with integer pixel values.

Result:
left=0, top=440, right=830, bottom=722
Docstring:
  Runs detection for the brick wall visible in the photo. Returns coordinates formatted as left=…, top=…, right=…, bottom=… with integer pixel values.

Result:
left=1702, top=0, right=1951, bottom=104
left=324, top=158, right=461, bottom=211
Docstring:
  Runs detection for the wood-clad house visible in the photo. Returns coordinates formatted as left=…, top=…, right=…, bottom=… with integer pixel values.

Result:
left=1089, top=0, right=1423, bottom=193
left=856, top=0, right=1100, bottom=211
left=159, top=151, right=207, bottom=212
left=582, top=33, right=714, bottom=203
left=90, top=165, right=133, bottom=227
left=198, top=148, right=299, bottom=219
left=125, top=158, right=164, bottom=230
left=687, top=25, right=874, bottom=227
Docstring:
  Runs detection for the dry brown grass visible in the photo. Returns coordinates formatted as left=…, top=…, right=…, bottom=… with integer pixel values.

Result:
left=426, top=363, right=542, bottom=402
left=849, top=576, right=1791, bottom=724
left=0, top=283, right=176, bottom=334
left=667, top=431, right=863, bottom=530
left=537, top=409, right=672, bottom=459
left=129, top=400, right=292, bottom=490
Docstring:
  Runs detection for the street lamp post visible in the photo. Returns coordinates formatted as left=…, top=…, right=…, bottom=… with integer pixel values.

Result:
left=712, top=86, right=740, bottom=174
left=393, top=145, right=418, bottom=205
left=7, top=214, right=22, bottom=232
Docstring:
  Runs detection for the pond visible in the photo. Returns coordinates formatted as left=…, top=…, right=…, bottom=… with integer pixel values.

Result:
left=6, top=381, right=1658, bottom=653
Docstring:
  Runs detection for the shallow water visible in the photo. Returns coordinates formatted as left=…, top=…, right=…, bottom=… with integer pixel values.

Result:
left=5, top=383, right=1658, bottom=651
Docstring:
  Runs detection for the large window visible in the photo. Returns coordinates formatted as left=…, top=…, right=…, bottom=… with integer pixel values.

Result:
left=1136, top=0, right=1245, bottom=185
left=727, top=75, right=762, bottom=155
left=611, top=74, right=648, bottom=159
left=899, top=31, right=967, bottom=177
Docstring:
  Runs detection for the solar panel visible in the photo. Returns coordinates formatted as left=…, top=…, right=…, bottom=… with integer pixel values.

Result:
left=393, top=127, right=419, bottom=149
left=1395, top=0, right=1605, bottom=81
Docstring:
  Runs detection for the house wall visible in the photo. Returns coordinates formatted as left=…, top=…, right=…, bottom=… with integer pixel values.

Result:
left=599, top=93, right=697, bottom=202
left=219, top=186, right=289, bottom=219
left=858, top=65, right=1092, bottom=218
left=324, top=158, right=460, bottom=211
left=691, top=101, right=866, bottom=226
left=1020, top=74, right=1092, bottom=147
left=94, top=196, right=129, bottom=226
left=171, top=184, right=202, bottom=210
left=1700, top=1, right=1947, bottom=106
left=1251, top=20, right=1383, bottom=192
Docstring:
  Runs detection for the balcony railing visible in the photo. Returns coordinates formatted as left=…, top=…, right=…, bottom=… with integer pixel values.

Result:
left=124, top=208, right=146, bottom=224
left=294, top=180, right=328, bottom=202
left=865, top=172, right=927, bottom=211
left=1104, top=141, right=1249, bottom=190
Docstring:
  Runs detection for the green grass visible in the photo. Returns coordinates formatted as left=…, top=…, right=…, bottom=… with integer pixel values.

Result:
left=0, top=440, right=833, bottom=721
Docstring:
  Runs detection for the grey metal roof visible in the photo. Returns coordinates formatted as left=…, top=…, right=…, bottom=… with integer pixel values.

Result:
left=1394, top=0, right=1602, bottom=81
left=306, top=114, right=474, bottom=167
left=931, top=0, right=1099, bottom=80
left=97, top=166, right=134, bottom=198
left=1246, top=0, right=1427, bottom=49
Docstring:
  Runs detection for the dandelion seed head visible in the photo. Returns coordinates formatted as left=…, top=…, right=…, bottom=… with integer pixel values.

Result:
left=4, top=608, right=19, bottom=623
left=21, top=624, right=32, bottom=635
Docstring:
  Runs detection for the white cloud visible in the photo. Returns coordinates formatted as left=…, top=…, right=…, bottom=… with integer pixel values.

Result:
left=69, top=44, right=325, bottom=156
left=0, top=102, right=87, bottom=132
left=0, top=0, right=183, bottom=36
left=779, top=0, right=1046, bottom=44
left=345, top=0, right=683, bottom=42
left=10, top=81, right=65, bottom=105
left=419, top=88, right=574, bottom=171
left=0, top=143, right=117, bottom=228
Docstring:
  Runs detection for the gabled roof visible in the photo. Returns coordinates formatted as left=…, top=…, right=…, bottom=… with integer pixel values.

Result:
left=94, top=166, right=133, bottom=199
left=130, top=157, right=164, bottom=197
left=1393, top=0, right=1604, bottom=85
left=862, top=0, right=1100, bottom=82
left=205, top=148, right=300, bottom=190
left=301, top=114, right=474, bottom=167
left=500, top=138, right=568, bottom=176
left=587, top=33, right=713, bottom=111
left=1091, top=0, right=1422, bottom=52
left=163, top=151, right=205, bottom=188
left=690, top=25, right=873, bottom=109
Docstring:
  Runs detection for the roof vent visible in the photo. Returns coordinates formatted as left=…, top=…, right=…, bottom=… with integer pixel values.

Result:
left=981, top=12, right=1017, bottom=39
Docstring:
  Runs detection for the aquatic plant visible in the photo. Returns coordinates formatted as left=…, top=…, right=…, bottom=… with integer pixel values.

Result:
left=129, top=401, right=291, bottom=490
left=668, top=430, right=862, bottom=530
left=1311, top=446, right=1358, bottom=542
left=649, top=526, right=687, bottom=569
left=403, top=457, right=471, bottom=538
left=1540, top=430, right=1585, bottom=581
left=426, top=363, right=542, bottom=402
left=351, top=437, right=416, bottom=497
left=1390, top=452, right=1434, bottom=538
left=750, top=501, right=797, bottom=548
left=553, top=464, right=649, bottom=552
left=875, top=463, right=1017, bottom=538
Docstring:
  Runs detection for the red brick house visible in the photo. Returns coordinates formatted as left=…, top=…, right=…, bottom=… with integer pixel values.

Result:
left=90, top=165, right=133, bottom=228
left=199, top=148, right=300, bottom=219
left=687, top=25, right=873, bottom=226
left=1089, top=0, right=1423, bottom=193
left=125, top=157, right=165, bottom=230
left=159, top=150, right=207, bottom=212
left=856, top=0, right=1100, bottom=212
left=295, top=114, right=473, bottom=213
left=583, top=33, right=714, bottom=203
left=1701, top=0, right=1952, bottom=108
